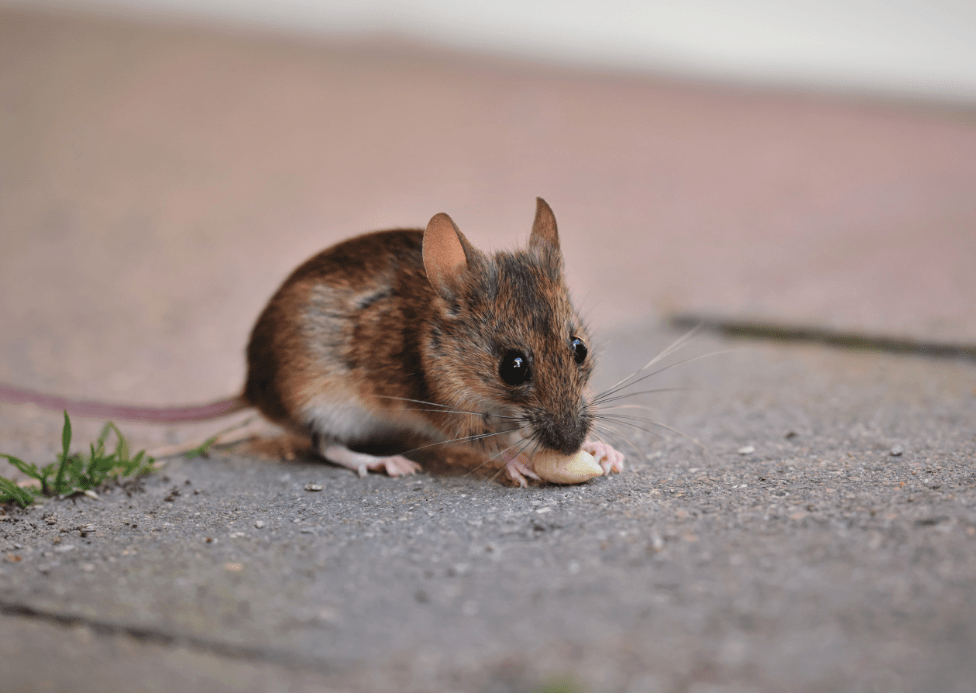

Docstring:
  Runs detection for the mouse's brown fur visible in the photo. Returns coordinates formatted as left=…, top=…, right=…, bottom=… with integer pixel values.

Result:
left=245, top=198, right=595, bottom=468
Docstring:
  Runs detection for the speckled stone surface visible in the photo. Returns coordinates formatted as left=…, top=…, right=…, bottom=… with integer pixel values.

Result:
left=3, top=323, right=976, bottom=692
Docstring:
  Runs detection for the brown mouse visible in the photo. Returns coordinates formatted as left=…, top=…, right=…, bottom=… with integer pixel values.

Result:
left=1, top=198, right=623, bottom=485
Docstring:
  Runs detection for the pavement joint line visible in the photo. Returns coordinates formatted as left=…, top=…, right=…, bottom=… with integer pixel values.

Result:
left=0, top=597, right=344, bottom=675
left=670, top=314, right=976, bottom=361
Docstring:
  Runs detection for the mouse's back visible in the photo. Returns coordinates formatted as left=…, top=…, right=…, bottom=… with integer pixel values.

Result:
left=244, top=228, right=433, bottom=434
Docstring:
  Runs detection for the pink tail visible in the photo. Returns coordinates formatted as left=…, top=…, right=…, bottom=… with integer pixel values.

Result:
left=0, top=384, right=248, bottom=423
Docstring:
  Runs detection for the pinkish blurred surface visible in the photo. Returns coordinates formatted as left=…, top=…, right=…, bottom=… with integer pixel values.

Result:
left=1, top=7, right=974, bottom=416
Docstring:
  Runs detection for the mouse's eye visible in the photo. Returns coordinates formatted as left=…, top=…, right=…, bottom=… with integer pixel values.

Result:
left=570, top=337, right=588, bottom=365
left=499, top=350, right=531, bottom=386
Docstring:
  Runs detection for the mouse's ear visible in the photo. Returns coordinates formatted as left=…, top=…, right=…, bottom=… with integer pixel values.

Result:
left=424, top=212, right=472, bottom=299
left=529, top=197, right=562, bottom=260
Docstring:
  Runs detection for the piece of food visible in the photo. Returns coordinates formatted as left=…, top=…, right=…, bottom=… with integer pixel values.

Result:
left=532, top=449, right=604, bottom=484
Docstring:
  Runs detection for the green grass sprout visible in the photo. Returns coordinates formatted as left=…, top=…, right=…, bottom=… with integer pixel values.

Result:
left=0, top=411, right=154, bottom=508
left=183, top=433, right=220, bottom=459
left=0, top=475, right=35, bottom=508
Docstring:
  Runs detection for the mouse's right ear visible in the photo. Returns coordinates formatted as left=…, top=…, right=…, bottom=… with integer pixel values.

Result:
left=424, top=212, right=472, bottom=300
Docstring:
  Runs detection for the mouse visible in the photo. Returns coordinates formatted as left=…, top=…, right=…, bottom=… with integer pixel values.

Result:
left=0, top=198, right=623, bottom=486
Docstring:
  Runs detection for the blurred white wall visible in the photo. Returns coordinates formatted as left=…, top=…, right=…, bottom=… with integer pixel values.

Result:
left=7, top=0, right=976, bottom=102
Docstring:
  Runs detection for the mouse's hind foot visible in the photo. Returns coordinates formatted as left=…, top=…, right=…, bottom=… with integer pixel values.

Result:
left=320, top=443, right=421, bottom=478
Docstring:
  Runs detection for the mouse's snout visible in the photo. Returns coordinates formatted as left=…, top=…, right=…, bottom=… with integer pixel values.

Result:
left=529, top=405, right=591, bottom=456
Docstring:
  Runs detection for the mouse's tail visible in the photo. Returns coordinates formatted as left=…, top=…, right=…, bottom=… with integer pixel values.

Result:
left=0, top=383, right=249, bottom=423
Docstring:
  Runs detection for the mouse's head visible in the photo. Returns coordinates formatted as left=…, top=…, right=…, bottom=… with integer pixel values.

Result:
left=421, top=198, right=594, bottom=458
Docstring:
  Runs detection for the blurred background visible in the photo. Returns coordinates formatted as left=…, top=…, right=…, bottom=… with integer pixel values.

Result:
left=10, top=0, right=976, bottom=102
left=0, top=0, right=975, bottom=455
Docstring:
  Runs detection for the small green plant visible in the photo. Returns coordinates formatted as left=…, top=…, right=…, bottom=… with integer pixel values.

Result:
left=0, top=412, right=154, bottom=508
left=183, top=433, right=219, bottom=459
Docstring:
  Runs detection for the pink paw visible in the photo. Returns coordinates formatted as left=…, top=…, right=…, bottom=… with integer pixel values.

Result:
left=582, top=439, right=625, bottom=475
left=503, top=453, right=541, bottom=488
left=321, top=444, right=421, bottom=478
left=378, top=455, right=422, bottom=477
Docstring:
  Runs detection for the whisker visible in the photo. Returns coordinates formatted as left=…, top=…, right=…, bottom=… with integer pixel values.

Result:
left=593, top=350, right=732, bottom=405
left=593, top=416, right=665, bottom=442
left=506, top=435, right=542, bottom=480
left=596, top=325, right=702, bottom=397
left=593, top=391, right=677, bottom=407
left=481, top=435, right=538, bottom=485
left=595, top=414, right=704, bottom=449
left=374, top=395, right=522, bottom=421
left=392, top=406, right=523, bottom=420
left=374, top=395, right=454, bottom=408
left=484, top=441, right=520, bottom=484
left=593, top=350, right=725, bottom=403
left=475, top=430, right=534, bottom=471
left=502, top=436, right=544, bottom=485
left=595, top=403, right=660, bottom=413
left=596, top=412, right=669, bottom=425
left=590, top=422, right=642, bottom=460
left=591, top=386, right=687, bottom=406
left=399, top=426, right=524, bottom=457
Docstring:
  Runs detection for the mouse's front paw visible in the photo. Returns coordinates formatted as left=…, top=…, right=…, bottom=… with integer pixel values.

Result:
left=581, top=439, right=625, bottom=475
left=503, top=453, right=541, bottom=488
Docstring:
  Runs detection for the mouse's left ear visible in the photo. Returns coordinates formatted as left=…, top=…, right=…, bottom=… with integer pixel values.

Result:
left=424, top=212, right=475, bottom=300
left=529, top=197, right=562, bottom=264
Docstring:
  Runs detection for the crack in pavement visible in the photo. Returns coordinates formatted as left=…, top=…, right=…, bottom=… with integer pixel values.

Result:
left=671, top=314, right=976, bottom=361
left=0, top=597, right=345, bottom=675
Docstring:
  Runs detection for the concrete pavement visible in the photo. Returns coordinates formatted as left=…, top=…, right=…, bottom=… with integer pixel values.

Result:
left=3, top=323, right=976, bottom=692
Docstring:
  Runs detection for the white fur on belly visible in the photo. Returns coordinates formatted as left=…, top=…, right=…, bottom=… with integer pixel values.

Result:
left=302, top=402, right=390, bottom=442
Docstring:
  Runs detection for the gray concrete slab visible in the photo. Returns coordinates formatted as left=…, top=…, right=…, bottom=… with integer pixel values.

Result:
left=2, top=323, right=975, bottom=692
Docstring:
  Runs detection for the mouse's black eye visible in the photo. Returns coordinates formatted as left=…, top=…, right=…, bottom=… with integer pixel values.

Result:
left=499, top=350, right=531, bottom=386
left=570, top=337, right=588, bottom=365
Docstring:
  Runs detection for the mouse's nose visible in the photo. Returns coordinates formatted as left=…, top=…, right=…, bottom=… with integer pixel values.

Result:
left=532, top=408, right=591, bottom=455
